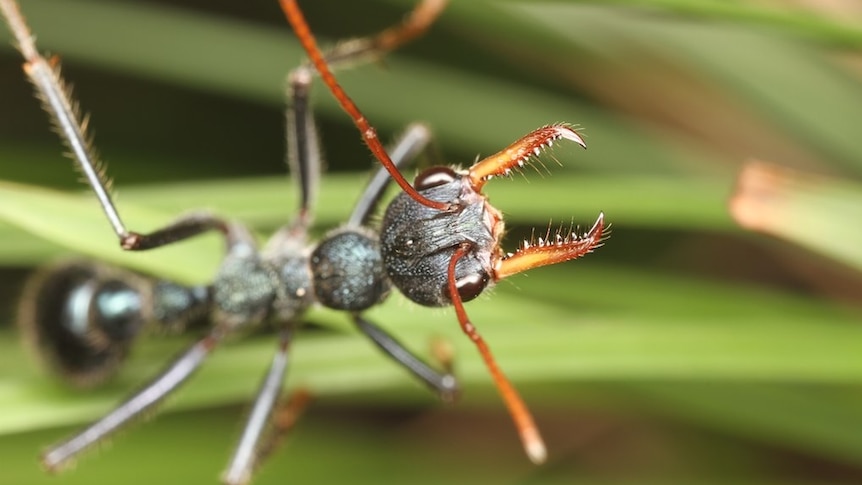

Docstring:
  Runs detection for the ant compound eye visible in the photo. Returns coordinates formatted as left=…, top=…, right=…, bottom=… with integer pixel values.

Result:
left=414, top=166, right=457, bottom=190
left=453, top=272, right=490, bottom=303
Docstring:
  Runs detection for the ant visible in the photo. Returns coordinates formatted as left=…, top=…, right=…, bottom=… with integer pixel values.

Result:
left=1, top=0, right=606, bottom=483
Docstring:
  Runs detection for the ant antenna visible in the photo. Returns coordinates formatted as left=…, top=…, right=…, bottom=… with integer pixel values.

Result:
left=449, top=244, right=547, bottom=464
left=279, top=0, right=450, bottom=212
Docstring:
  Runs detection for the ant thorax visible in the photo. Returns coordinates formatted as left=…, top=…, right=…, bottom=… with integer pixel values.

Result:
left=213, top=224, right=391, bottom=330
left=381, top=166, right=503, bottom=307
left=309, top=227, right=391, bottom=312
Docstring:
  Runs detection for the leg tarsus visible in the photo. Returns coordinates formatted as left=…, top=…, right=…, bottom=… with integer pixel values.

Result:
left=353, top=313, right=459, bottom=403
left=314, top=0, right=447, bottom=69
left=223, top=328, right=296, bottom=485
left=41, top=333, right=221, bottom=472
left=236, top=388, right=313, bottom=485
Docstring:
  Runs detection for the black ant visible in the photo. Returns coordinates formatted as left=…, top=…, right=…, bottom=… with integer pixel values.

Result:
left=1, top=0, right=606, bottom=483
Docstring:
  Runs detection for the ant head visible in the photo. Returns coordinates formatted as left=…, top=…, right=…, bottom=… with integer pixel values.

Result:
left=18, top=261, right=149, bottom=387
left=380, top=166, right=497, bottom=307
left=378, top=124, right=605, bottom=464
left=381, top=124, right=606, bottom=308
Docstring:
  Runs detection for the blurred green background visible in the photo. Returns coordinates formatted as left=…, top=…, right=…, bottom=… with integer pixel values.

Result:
left=1, top=0, right=861, bottom=484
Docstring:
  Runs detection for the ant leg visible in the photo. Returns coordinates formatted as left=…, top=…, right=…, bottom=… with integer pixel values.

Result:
left=232, top=388, right=312, bottom=485
left=41, top=331, right=224, bottom=472
left=223, top=328, right=296, bottom=485
left=261, top=67, right=323, bottom=253
left=0, top=0, right=232, bottom=252
left=282, top=0, right=444, bottom=231
left=281, top=22, right=443, bottom=235
left=118, top=212, right=233, bottom=251
left=281, top=0, right=452, bottom=212
left=314, top=0, right=447, bottom=70
left=353, top=314, right=460, bottom=403
left=347, top=123, right=432, bottom=227
left=285, top=68, right=320, bottom=232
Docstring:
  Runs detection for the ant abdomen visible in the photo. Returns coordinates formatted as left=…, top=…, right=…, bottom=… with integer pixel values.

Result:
left=18, top=261, right=211, bottom=387
left=18, top=261, right=149, bottom=386
left=381, top=169, right=496, bottom=307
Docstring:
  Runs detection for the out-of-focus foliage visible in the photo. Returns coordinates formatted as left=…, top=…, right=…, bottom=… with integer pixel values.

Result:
left=0, top=1, right=860, bottom=484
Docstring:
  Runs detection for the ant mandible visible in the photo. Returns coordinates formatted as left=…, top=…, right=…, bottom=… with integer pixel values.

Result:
left=0, top=0, right=606, bottom=482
